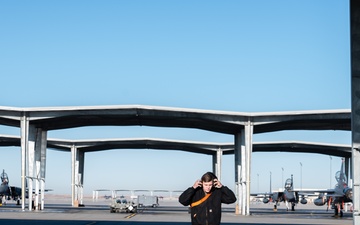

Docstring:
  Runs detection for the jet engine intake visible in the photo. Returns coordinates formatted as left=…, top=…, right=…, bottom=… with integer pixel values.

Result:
left=344, top=187, right=353, bottom=201
left=263, top=198, right=269, bottom=204
left=300, top=198, right=307, bottom=204
left=314, top=197, right=326, bottom=206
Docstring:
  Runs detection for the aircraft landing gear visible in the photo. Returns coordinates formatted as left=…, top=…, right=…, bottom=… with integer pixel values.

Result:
left=333, top=203, right=343, bottom=218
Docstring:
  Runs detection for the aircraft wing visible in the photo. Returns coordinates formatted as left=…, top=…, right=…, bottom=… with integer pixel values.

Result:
left=250, top=192, right=275, bottom=197
left=27, top=188, right=53, bottom=194
left=290, top=188, right=336, bottom=195
left=8, top=186, right=21, bottom=197
left=10, top=186, right=53, bottom=199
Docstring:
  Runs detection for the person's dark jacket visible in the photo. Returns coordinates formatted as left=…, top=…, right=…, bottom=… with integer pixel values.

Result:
left=178, top=186, right=236, bottom=225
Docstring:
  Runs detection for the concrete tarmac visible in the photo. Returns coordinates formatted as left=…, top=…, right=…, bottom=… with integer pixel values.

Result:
left=0, top=196, right=353, bottom=225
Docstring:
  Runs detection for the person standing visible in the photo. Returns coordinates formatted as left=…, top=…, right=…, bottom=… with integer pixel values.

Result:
left=179, top=172, right=236, bottom=225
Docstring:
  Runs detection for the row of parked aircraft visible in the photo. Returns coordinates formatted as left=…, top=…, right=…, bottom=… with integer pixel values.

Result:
left=252, top=158, right=353, bottom=217
left=0, top=158, right=353, bottom=217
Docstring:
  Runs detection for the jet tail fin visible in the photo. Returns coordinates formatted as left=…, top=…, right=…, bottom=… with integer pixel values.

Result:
left=335, top=158, right=347, bottom=186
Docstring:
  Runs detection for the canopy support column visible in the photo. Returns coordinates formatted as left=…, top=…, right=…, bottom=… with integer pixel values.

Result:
left=244, top=121, right=253, bottom=216
left=71, top=145, right=85, bottom=207
left=213, top=147, right=222, bottom=181
left=234, top=131, right=243, bottom=215
left=34, top=129, right=47, bottom=210
left=26, top=124, right=36, bottom=211
left=20, top=114, right=29, bottom=211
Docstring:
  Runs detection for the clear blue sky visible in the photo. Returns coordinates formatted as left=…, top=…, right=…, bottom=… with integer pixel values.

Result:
left=0, top=1, right=350, bottom=195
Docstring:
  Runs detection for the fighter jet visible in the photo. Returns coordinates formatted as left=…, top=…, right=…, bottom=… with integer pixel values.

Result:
left=312, top=158, right=352, bottom=217
left=0, top=169, right=21, bottom=205
left=0, top=169, right=53, bottom=207
left=252, top=174, right=308, bottom=211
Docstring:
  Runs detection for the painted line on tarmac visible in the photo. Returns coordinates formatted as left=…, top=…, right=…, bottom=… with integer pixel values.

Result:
left=125, top=213, right=137, bottom=219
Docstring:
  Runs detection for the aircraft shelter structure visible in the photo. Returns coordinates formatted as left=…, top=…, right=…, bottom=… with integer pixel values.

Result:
left=0, top=134, right=353, bottom=210
left=0, top=134, right=353, bottom=209
left=0, top=106, right=352, bottom=215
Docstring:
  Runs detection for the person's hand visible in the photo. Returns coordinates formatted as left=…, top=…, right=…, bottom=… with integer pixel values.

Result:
left=213, top=179, right=222, bottom=188
left=193, top=180, right=202, bottom=189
